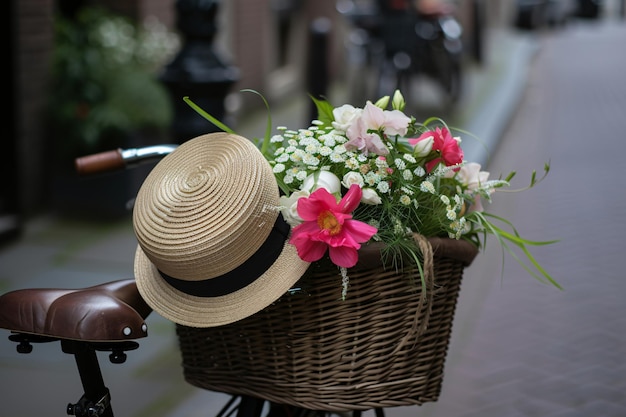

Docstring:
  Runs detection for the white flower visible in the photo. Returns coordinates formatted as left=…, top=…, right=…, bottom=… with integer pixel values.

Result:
left=301, top=171, right=341, bottom=195
left=361, top=187, right=382, bottom=205
left=413, top=135, right=434, bottom=157
left=332, top=104, right=362, bottom=132
left=457, top=162, right=492, bottom=212
left=342, top=171, right=364, bottom=189
left=279, top=190, right=310, bottom=227
left=458, top=162, right=489, bottom=189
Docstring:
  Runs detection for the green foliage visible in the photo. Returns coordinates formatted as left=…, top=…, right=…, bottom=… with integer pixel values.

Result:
left=47, top=7, right=178, bottom=161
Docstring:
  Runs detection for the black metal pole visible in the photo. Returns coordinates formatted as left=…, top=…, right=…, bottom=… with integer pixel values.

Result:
left=159, top=0, right=239, bottom=144
left=62, top=340, right=114, bottom=417
left=307, top=17, right=332, bottom=121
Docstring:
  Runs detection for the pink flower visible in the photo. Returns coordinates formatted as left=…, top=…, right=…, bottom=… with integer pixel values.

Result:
left=457, top=162, right=492, bottom=212
left=361, top=101, right=411, bottom=136
left=289, top=184, right=378, bottom=268
left=345, top=117, right=389, bottom=155
left=409, top=127, right=464, bottom=172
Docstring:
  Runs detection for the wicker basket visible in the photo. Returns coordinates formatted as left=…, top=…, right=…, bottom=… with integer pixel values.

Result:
left=176, top=236, right=477, bottom=412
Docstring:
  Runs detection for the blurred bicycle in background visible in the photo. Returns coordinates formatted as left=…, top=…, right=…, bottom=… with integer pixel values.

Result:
left=338, top=0, right=464, bottom=108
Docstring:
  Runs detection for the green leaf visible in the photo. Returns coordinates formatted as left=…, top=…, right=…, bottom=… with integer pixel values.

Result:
left=310, top=95, right=334, bottom=126
left=183, top=97, right=235, bottom=134
left=472, top=212, right=562, bottom=289
left=240, top=89, right=273, bottom=156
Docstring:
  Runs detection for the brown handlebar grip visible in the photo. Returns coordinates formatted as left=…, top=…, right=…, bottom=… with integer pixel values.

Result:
left=75, top=149, right=125, bottom=176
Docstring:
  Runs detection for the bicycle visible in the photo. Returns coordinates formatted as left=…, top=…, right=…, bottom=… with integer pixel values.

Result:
left=0, top=144, right=386, bottom=417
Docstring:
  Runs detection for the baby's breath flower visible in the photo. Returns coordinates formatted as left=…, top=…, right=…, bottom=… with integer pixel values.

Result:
left=329, top=152, right=345, bottom=163
left=296, top=170, right=308, bottom=181
left=440, top=195, right=450, bottom=205
left=420, top=181, right=436, bottom=194
left=319, top=134, right=336, bottom=147
left=414, top=166, right=426, bottom=177
left=402, top=169, right=413, bottom=181
left=393, top=217, right=404, bottom=235
left=270, top=134, right=284, bottom=143
left=377, top=181, right=390, bottom=194
left=291, top=149, right=307, bottom=163
left=273, top=163, right=285, bottom=173
left=303, top=154, right=320, bottom=166
left=394, top=158, right=406, bottom=170
left=300, top=136, right=319, bottom=147
left=403, top=153, right=416, bottom=163
left=319, top=146, right=332, bottom=156
left=400, top=195, right=411, bottom=205
left=364, top=171, right=381, bottom=186
left=305, top=143, right=318, bottom=154
left=345, top=157, right=360, bottom=170
left=447, top=209, right=457, bottom=221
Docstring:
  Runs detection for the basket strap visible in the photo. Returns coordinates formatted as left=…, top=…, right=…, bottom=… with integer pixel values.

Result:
left=390, top=234, right=434, bottom=355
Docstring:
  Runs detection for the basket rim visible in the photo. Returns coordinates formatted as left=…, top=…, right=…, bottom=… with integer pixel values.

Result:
left=349, top=236, right=478, bottom=271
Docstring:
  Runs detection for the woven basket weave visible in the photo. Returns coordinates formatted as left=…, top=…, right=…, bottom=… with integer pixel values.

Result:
left=176, top=236, right=477, bottom=412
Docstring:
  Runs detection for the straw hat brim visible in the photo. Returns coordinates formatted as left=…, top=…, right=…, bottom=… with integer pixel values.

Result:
left=134, top=241, right=310, bottom=327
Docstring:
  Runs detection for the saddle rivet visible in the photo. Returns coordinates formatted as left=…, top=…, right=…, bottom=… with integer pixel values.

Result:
left=141, top=323, right=148, bottom=333
left=123, top=327, right=132, bottom=336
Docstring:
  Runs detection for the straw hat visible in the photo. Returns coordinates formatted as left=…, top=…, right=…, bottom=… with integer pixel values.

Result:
left=133, top=132, right=310, bottom=327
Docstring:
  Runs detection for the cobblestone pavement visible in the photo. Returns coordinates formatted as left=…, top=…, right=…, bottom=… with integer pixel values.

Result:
left=398, top=18, right=626, bottom=417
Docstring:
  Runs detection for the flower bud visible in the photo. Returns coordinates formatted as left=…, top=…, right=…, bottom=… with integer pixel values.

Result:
left=413, top=135, right=434, bottom=157
left=374, top=95, right=390, bottom=109
left=392, top=90, right=405, bottom=111
left=361, top=187, right=382, bottom=205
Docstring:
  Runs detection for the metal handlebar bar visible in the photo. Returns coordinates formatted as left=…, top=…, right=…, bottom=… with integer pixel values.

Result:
left=74, top=145, right=178, bottom=176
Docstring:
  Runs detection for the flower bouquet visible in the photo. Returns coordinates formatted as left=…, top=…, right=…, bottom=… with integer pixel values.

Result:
left=176, top=90, right=560, bottom=411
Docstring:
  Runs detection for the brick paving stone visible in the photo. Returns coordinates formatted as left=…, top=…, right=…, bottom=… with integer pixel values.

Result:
left=385, top=19, right=626, bottom=417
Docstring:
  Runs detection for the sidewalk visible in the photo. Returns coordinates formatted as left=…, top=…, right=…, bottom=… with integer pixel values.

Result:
left=0, top=26, right=541, bottom=417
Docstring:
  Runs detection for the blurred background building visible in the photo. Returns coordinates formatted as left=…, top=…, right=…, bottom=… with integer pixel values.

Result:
left=3, top=0, right=587, bottom=241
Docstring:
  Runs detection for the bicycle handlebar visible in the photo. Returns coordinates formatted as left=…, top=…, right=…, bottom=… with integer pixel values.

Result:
left=75, top=144, right=178, bottom=176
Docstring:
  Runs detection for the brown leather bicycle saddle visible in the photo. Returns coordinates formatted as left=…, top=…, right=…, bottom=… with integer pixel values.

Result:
left=0, top=279, right=152, bottom=342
